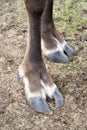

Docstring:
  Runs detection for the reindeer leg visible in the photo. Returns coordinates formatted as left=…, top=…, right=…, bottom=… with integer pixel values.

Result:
left=19, top=0, right=50, bottom=113
left=41, top=0, right=74, bottom=63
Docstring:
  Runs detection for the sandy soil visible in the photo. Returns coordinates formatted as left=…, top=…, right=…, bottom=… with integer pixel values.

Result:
left=0, top=0, right=87, bottom=130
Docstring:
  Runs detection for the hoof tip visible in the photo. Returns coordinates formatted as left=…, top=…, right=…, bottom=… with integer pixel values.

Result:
left=52, top=88, right=64, bottom=107
left=47, top=51, right=69, bottom=63
left=28, top=97, right=50, bottom=113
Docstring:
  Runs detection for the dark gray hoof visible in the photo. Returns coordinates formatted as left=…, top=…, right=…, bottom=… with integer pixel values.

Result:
left=28, top=97, right=50, bottom=113
left=64, top=44, right=75, bottom=58
left=52, top=88, right=64, bottom=107
left=47, top=51, right=69, bottom=63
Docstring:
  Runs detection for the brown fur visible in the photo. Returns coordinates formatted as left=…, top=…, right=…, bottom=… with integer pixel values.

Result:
left=21, top=0, right=64, bottom=92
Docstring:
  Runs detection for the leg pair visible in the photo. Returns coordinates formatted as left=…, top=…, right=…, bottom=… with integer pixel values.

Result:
left=18, top=0, right=74, bottom=113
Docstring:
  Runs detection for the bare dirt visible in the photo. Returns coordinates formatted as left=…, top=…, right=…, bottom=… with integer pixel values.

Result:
left=0, top=0, right=87, bottom=130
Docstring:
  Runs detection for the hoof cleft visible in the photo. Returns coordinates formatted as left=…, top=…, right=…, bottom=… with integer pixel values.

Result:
left=64, top=44, right=75, bottom=58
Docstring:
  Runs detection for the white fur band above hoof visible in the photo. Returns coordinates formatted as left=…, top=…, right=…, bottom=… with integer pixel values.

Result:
left=18, top=65, right=25, bottom=78
left=41, top=38, right=63, bottom=56
left=24, top=77, right=46, bottom=100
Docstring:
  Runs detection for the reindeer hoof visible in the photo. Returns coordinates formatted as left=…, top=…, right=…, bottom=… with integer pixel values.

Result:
left=64, top=44, right=75, bottom=58
left=52, top=88, right=64, bottom=107
left=47, top=51, right=69, bottom=63
left=28, top=97, right=50, bottom=113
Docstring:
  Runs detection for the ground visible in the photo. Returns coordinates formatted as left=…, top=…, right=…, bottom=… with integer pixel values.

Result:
left=0, top=0, right=87, bottom=130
